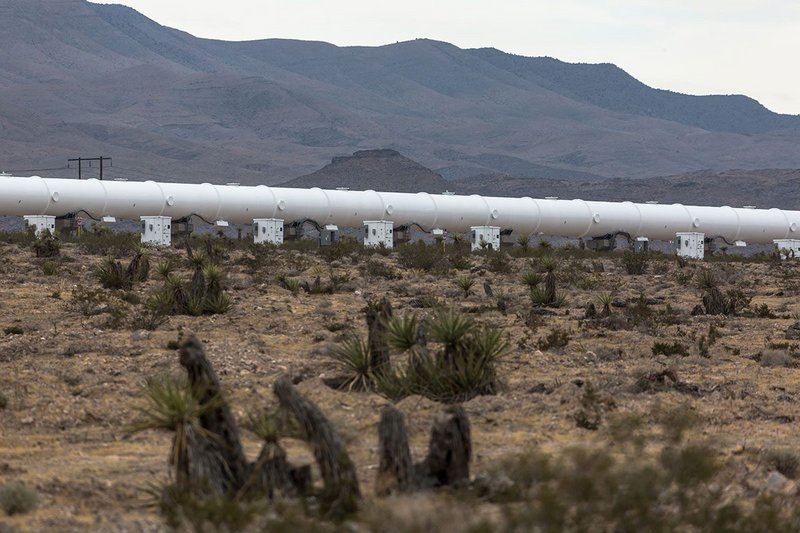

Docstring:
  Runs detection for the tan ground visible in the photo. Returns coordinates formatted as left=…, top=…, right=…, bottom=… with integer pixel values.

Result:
left=1, top=238, right=800, bottom=531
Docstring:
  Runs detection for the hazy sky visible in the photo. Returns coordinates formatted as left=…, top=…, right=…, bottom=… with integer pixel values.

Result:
left=108, top=0, right=800, bottom=115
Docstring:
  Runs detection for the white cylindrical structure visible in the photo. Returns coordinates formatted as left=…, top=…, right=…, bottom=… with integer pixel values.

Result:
left=1, top=175, right=799, bottom=244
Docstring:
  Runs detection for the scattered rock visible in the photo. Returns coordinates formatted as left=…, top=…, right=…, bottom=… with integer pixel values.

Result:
left=785, top=322, right=800, bottom=340
left=766, top=471, right=789, bottom=492
left=130, top=330, right=150, bottom=342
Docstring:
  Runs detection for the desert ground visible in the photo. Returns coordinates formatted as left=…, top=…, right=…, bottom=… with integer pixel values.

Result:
left=1, top=231, right=800, bottom=531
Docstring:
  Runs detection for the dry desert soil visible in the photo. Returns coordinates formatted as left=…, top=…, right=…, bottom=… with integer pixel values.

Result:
left=1, top=234, right=800, bottom=531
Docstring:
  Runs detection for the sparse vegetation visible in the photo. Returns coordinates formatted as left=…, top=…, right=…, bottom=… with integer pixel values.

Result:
left=0, top=482, right=39, bottom=516
left=3, top=230, right=800, bottom=530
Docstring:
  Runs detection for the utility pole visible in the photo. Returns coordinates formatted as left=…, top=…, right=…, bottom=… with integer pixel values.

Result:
left=67, top=157, right=112, bottom=180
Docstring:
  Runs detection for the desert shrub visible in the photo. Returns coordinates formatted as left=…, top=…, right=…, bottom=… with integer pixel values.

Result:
left=485, top=251, right=513, bottom=274
left=336, top=308, right=509, bottom=403
left=70, top=228, right=137, bottom=256
left=3, top=326, right=23, bottom=335
left=448, top=252, right=471, bottom=270
left=96, top=257, right=133, bottom=290
left=32, top=230, right=61, bottom=258
left=318, top=236, right=365, bottom=263
left=361, top=259, right=401, bottom=280
left=536, top=327, right=570, bottom=351
left=95, top=246, right=150, bottom=290
left=621, top=250, right=649, bottom=275
left=764, top=448, right=800, bottom=479
left=145, top=249, right=233, bottom=316
left=397, top=241, right=447, bottom=272
left=573, top=381, right=613, bottom=430
left=651, top=341, right=689, bottom=357
left=759, top=350, right=794, bottom=368
left=0, top=482, right=39, bottom=516
left=41, top=260, right=59, bottom=276
left=155, top=483, right=262, bottom=532
left=483, top=406, right=800, bottom=532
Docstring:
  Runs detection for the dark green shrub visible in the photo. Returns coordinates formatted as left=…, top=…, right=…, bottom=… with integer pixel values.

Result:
left=651, top=341, right=689, bottom=357
left=397, top=241, right=447, bottom=272
left=0, top=482, right=39, bottom=515
left=536, top=328, right=570, bottom=351
left=3, top=326, right=23, bottom=336
left=41, top=260, right=59, bottom=276
left=32, top=231, right=61, bottom=258
left=621, top=250, right=649, bottom=275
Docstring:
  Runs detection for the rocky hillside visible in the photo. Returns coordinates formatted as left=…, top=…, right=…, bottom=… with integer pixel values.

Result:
left=0, top=0, right=798, bottom=185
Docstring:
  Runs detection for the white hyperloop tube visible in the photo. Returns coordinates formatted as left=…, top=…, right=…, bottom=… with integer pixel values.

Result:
left=2, top=175, right=800, bottom=244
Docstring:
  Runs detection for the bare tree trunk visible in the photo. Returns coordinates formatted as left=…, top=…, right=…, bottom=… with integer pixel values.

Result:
left=416, top=405, right=472, bottom=488
left=179, top=334, right=249, bottom=492
left=376, top=405, right=413, bottom=496
left=273, top=377, right=361, bottom=518
left=544, top=271, right=557, bottom=306
left=243, top=441, right=308, bottom=499
left=366, top=298, right=393, bottom=376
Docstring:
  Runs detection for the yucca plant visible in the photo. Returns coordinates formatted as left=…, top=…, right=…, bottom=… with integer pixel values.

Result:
left=249, top=410, right=282, bottom=443
left=597, top=292, right=614, bottom=316
left=204, top=292, right=233, bottom=315
left=132, top=374, right=228, bottom=494
left=384, top=314, right=419, bottom=353
left=96, top=257, right=132, bottom=290
left=521, top=271, right=543, bottom=289
left=455, top=276, right=475, bottom=298
left=696, top=270, right=718, bottom=291
left=188, top=250, right=210, bottom=270
left=428, top=308, right=473, bottom=348
left=132, top=374, right=222, bottom=433
left=517, top=234, right=531, bottom=252
left=203, top=264, right=225, bottom=299
left=184, top=294, right=206, bottom=316
left=128, top=246, right=151, bottom=283
left=332, top=338, right=373, bottom=392
left=155, top=259, right=176, bottom=280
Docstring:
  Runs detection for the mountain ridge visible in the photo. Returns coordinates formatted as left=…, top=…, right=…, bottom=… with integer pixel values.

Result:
left=0, top=0, right=798, bottom=186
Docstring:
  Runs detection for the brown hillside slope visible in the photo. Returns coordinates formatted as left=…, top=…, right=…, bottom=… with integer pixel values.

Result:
left=281, top=149, right=452, bottom=193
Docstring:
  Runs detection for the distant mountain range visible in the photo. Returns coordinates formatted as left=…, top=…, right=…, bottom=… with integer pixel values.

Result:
left=278, top=149, right=800, bottom=210
left=0, top=0, right=798, bottom=186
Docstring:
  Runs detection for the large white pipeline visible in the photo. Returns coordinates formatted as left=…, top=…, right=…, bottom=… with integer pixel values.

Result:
left=1, top=175, right=799, bottom=244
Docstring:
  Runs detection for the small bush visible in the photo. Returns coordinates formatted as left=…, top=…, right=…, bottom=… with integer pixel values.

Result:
left=0, top=482, right=39, bottom=516
left=759, top=350, right=794, bottom=368
left=96, top=258, right=133, bottom=290
left=764, top=448, right=800, bottom=479
left=397, top=241, right=447, bottom=272
left=621, top=250, right=649, bottom=275
left=41, top=260, right=58, bottom=276
left=536, top=328, right=570, bottom=351
left=3, top=326, right=23, bottom=336
left=361, top=259, right=401, bottom=280
left=651, top=342, right=689, bottom=357
left=33, top=231, right=61, bottom=258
